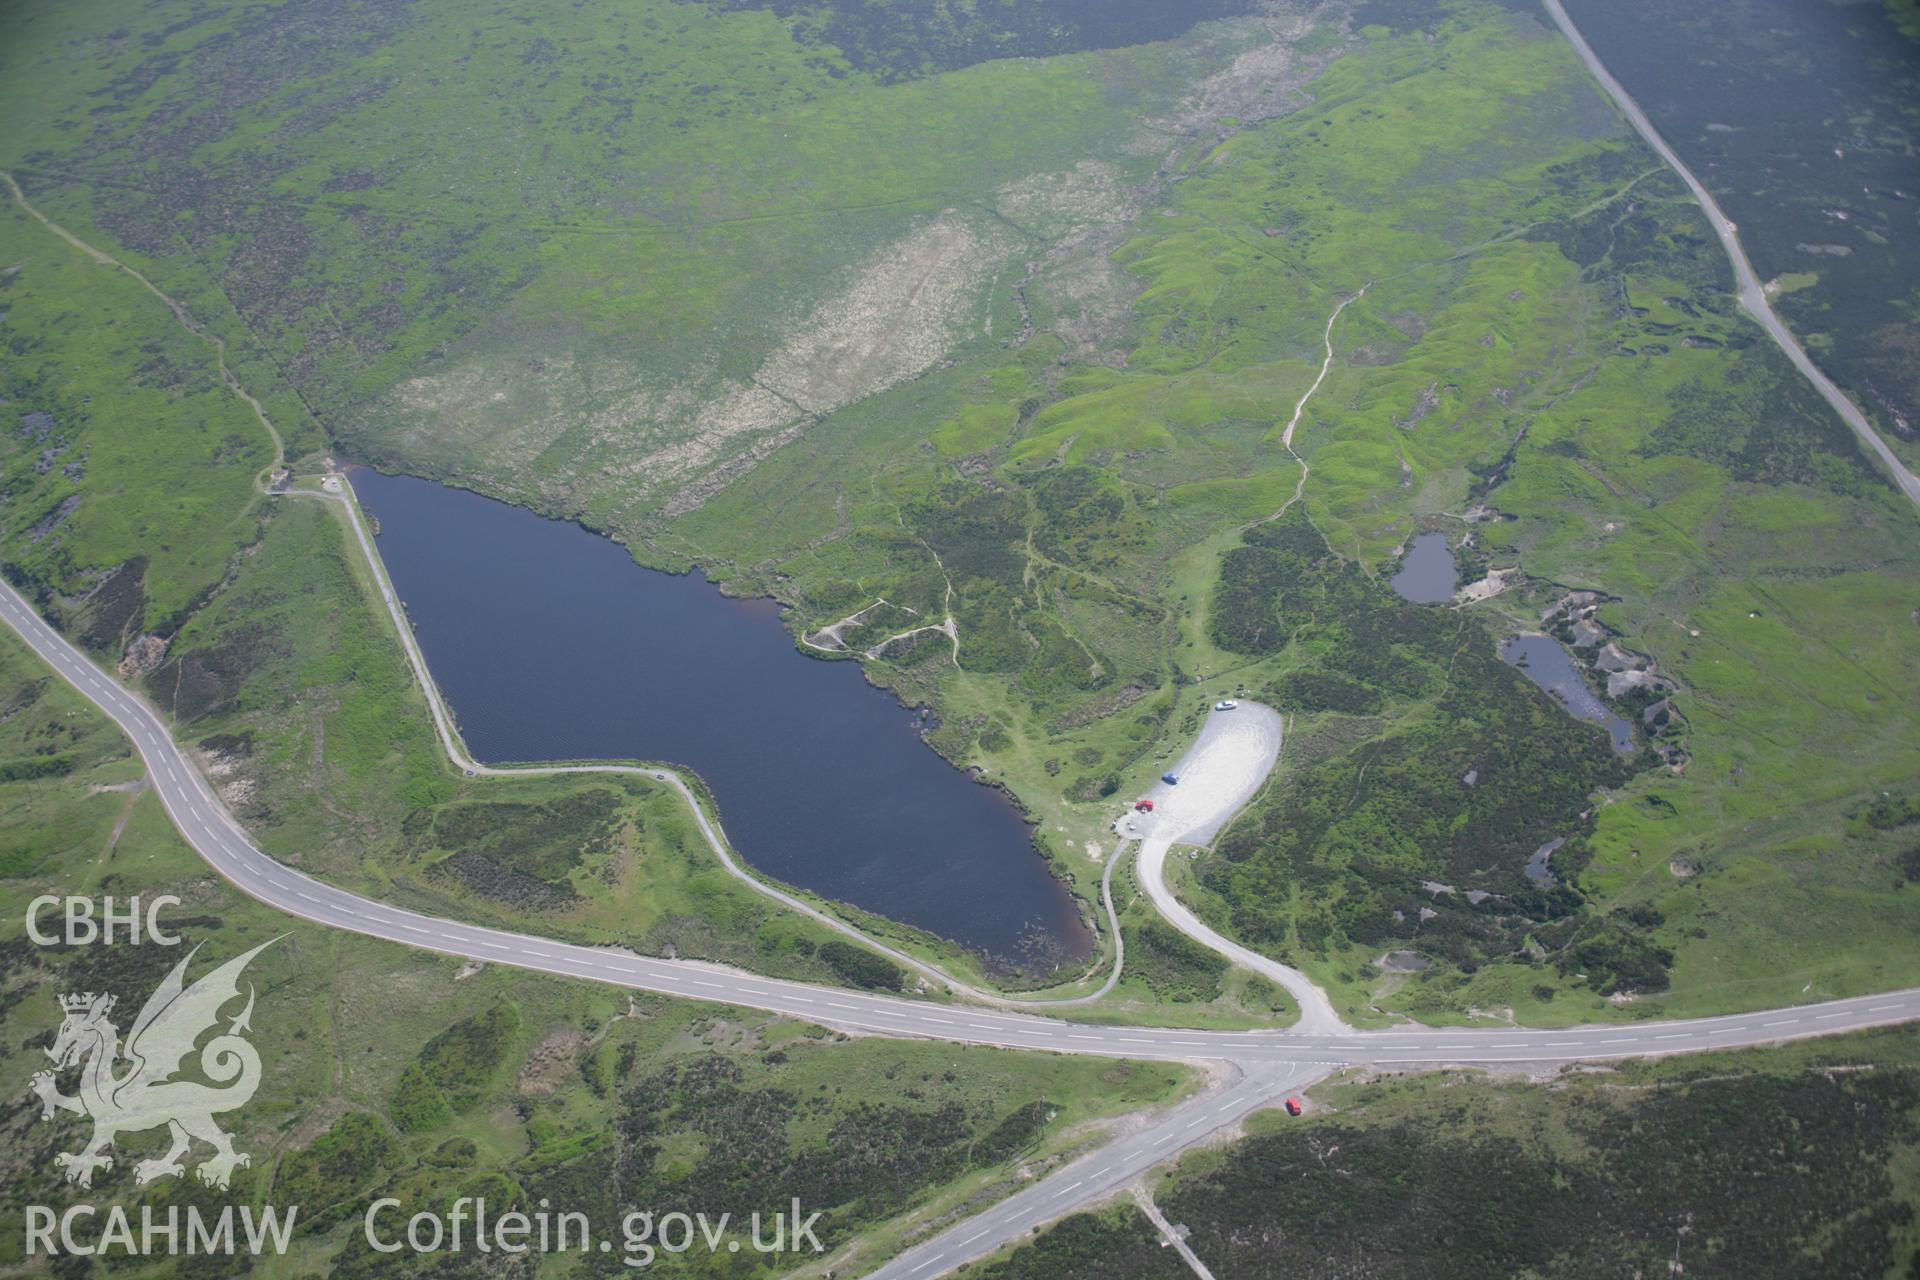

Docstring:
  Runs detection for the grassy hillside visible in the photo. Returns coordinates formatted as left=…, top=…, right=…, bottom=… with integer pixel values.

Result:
left=0, top=0, right=1285, bottom=525
left=0, top=160, right=968, bottom=990
left=0, top=198, right=277, bottom=643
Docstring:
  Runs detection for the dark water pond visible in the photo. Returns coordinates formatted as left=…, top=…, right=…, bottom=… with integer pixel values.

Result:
left=1525, top=837, right=1565, bottom=886
left=351, top=469, right=1090, bottom=970
left=1389, top=532, right=1457, bottom=604
left=1499, top=633, right=1635, bottom=754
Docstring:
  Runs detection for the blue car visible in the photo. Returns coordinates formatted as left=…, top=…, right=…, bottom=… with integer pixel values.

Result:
left=1162, top=772, right=1179, bottom=785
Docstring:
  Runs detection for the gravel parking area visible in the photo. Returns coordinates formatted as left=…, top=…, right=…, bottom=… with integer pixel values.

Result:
left=1118, top=702, right=1345, bottom=1033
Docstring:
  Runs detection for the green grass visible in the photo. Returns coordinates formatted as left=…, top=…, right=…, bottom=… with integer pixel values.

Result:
left=0, top=5, right=1914, bottom=1268
left=0, top=175, right=996, bottom=988
left=143, top=496, right=966, bottom=989
left=0, top=623, right=1196, bottom=1277
left=1560, top=0, right=1920, bottom=470
left=0, top=161, right=1316, bottom=1012
left=0, top=200, right=271, bottom=639
left=0, top=0, right=1262, bottom=524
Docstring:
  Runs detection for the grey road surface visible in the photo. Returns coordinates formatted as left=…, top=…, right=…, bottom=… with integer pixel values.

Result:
left=1122, top=704, right=1345, bottom=1034
left=1543, top=0, right=1920, bottom=511
left=5, top=580, right=1919, bottom=1279
left=861, top=1064, right=1319, bottom=1280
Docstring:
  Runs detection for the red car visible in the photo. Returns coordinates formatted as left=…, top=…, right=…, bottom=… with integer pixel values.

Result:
left=1134, top=799, right=1154, bottom=812
left=1284, top=1097, right=1303, bottom=1117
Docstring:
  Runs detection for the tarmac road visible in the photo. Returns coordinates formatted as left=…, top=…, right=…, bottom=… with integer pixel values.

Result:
left=1544, top=0, right=1920, bottom=511
left=860, top=1062, right=1323, bottom=1280
left=6, top=581, right=1920, bottom=1278
left=296, top=481, right=1147, bottom=1011
left=9, top=54, right=1918, bottom=1261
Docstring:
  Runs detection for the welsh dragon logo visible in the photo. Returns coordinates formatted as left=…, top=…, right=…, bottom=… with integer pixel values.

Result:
left=30, top=939, right=276, bottom=1190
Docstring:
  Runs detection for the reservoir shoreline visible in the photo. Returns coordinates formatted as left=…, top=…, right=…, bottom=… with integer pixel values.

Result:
left=348, top=467, right=1093, bottom=972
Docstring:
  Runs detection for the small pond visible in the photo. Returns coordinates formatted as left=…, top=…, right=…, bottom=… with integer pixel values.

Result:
left=1526, top=837, right=1566, bottom=886
left=1389, top=532, right=1458, bottom=604
left=1499, top=633, right=1636, bottom=753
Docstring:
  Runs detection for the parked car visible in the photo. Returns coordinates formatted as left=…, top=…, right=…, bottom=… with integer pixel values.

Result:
left=1134, top=799, right=1154, bottom=812
left=1215, top=699, right=1238, bottom=711
left=1284, top=1097, right=1303, bottom=1116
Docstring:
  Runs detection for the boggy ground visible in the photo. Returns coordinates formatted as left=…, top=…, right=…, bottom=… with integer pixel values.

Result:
left=1561, top=0, right=1920, bottom=470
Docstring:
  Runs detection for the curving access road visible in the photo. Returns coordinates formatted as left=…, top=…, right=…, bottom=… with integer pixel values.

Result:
left=295, top=479, right=1147, bottom=1011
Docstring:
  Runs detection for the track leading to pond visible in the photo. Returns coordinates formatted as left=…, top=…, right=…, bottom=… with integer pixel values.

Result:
left=13, top=559, right=1904, bottom=1064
